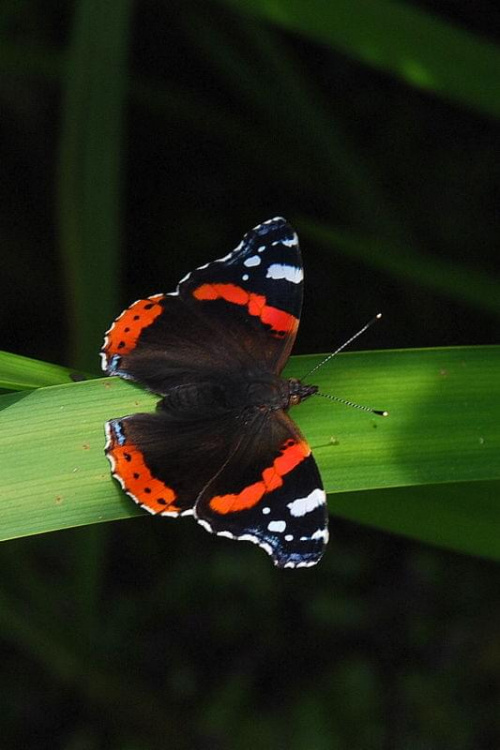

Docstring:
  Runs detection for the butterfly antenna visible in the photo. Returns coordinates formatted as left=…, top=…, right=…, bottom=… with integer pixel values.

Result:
left=302, top=313, right=382, bottom=381
left=303, top=313, right=387, bottom=417
left=314, top=391, right=388, bottom=417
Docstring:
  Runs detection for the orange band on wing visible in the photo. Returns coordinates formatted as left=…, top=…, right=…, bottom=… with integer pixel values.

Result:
left=104, top=294, right=165, bottom=356
left=193, top=283, right=298, bottom=336
left=209, top=439, right=310, bottom=514
left=107, top=429, right=180, bottom=514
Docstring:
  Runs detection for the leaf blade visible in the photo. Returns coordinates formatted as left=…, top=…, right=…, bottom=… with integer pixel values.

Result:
left=0, top=351, right=90, bottom=390
left=0, top=346, right=499, bottom=560
left=333, top=480, right=500, bottom=561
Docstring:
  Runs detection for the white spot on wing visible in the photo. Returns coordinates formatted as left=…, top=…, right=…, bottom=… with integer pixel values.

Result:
left=272, top=233, right=298, bottom=248
left=262, top=506, right=271, bottom=515
left=244, top=255, right=261, bottom=268
left=300, top=528, right=329, bottom=543
left=268, top=520, right=286, bottom=533
left=312, top=528, right=329, bottom=542
left=266, top=264, right=303, bottom=284
left=242, top=274, right=249, bottom=281
left=284, top=559, right=317, bottom=568
left=288, top=488, right=325, bottom=517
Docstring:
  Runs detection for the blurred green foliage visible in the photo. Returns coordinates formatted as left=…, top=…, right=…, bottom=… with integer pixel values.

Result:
left=0, top=0, right=499, bottom=748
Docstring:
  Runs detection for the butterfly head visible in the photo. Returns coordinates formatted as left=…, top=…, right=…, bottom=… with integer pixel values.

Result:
left=287, top=378, right=318, bottom=407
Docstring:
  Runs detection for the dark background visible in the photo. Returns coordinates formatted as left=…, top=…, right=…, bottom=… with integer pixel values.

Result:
left=1, top=1, right=499, bottom=748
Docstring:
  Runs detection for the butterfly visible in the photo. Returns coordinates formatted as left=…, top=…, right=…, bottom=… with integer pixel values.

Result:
left=101, top=217, right=328, bottom=568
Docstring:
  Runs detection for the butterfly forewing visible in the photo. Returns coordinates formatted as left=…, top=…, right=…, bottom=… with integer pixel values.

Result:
left=178, top=217, right=303, bottom=374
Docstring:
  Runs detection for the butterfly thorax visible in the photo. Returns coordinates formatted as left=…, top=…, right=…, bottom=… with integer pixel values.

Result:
left=158, top=375, right=317, bottom=418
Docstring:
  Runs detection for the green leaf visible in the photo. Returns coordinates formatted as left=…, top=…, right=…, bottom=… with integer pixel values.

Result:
left=333, top=480, right=500, bottom=562
left=57, top=0, right=133, bottom=370
left=0, top=346, right=499, bottom=560
left=219, top=0, right=500, bottom=120
left=0, top=351, right=91, bottom=390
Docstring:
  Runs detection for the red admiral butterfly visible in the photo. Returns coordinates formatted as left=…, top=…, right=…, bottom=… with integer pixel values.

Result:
left=101, top=218, right=328, bottom=568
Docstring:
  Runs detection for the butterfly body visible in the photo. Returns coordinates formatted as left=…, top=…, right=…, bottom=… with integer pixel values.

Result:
left=102, top=217, right=328, bottom=568
left=158, top=375, right=317, bottom=419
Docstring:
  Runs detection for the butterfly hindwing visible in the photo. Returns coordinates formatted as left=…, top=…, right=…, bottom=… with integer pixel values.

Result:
left=105, top=408, right=243, bottom=516
left=195, top=410, right=328, bottom=568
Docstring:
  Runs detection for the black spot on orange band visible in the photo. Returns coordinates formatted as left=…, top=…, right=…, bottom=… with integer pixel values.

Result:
left=106, top=426, right=181, bottom=514
left=104, top=294, right=165, bottom=357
